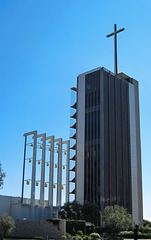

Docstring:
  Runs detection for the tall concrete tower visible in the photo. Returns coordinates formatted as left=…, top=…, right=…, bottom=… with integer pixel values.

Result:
left=71, top=67, right=143, bottom=225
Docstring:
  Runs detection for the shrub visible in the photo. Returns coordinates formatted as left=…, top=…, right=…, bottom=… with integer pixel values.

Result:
left=139, top=225, right=151, bottom=233
left=138, top=232, right=151, bottom=239
left=144, top=220, right=151, bottom=228
left=66, top=220, right=86, bottom=235
left=77, top=230, right=83, bottom=236
left=83, top=235, right=90, bottom=240
left=72, top=236, right=77, bottom=240
left=76, top=236, right=82, bottom=240
left=62, top=235, right=67, bottom=239
left=90, top=232, right=101, bottom=239
left=66, top=233, right=72, bottom=239
left=103, top=205, right=132, bottom=234
left=0, top=213, right=15, bottom=240
left=91, top=224, right=95, bottom=233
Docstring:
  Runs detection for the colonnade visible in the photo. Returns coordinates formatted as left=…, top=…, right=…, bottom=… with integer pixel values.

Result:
left=21, top=130, right=70, bottom=219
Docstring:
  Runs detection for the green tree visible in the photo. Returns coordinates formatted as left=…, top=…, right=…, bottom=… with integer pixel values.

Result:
left=103, top=205, right=132, bottom=234
left=0, top=163, right=5, bottom=189
left=82, top=201, right=100, bottom=225
left=60, top=201, right=83, bottom=220
left=143, top=219, right=151, bottom=228
left=60, top=200, right=100, bottom=225
left=0, top=213, right=15, bottom=240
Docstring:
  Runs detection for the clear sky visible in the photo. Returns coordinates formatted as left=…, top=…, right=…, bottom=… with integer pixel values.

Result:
left=0, top=0, right=151, bottom=221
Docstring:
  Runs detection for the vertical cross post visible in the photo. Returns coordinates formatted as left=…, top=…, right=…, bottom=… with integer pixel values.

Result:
left=106, top=24, right=125, bottom=74
left=114, top=24, right=117, bottom=75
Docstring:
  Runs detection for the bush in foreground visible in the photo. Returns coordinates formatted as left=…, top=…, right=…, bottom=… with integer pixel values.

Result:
left=103, top=205, right=132, bottom=234
left=0, top=213, right=15, bottom=240
left=90, top=233, right=100, bottom=239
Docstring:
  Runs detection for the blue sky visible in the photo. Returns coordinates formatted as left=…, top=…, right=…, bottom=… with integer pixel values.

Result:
left=0, top=0, right=151, bottom=221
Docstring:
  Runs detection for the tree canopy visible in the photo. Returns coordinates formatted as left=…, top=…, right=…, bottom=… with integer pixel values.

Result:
left=82, top=201, right=99, bottom=225
left=60, top=201, right=100, bottom=225
left=60, top=201, right=83, bottom=220
left=103, top=205, right=133, bottom=234
left=0, top=163, right=5, bottom=190
left=143, top=219, right=151, bottom=228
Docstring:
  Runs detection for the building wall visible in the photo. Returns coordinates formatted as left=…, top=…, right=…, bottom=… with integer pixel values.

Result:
left=0, top=195, right=58, bottom=221
left=132, top=79, right=143, bottom=225
left=9, top=220, right=66, bottom=239
left=76, top=67, right=143, bottom=225
left=0, top=195, right=11, bottom=216
left=129, top=83, right=139, bottom=224
left=0, top=196, right=66, bottom=239
left=76, top=73, right=85, bottom=204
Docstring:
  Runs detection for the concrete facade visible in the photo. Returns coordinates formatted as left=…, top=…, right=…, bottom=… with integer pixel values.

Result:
left=76, top=73, right=85, bottom=205
left=74, top=67, right=143, bottom=225
left=9, top=220, right=66, bottom=239
left=0, top=195, right=66, bottom=239
left=0, top=195, right=58, bottom=220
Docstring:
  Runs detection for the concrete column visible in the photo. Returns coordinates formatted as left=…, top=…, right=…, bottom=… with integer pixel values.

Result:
left=23, top=130, right=37, bottom=220
left=56, top=138, right=62, bottom=210
left=39, top=133, right=46, bottom=219
left=128, top=84, right=139, bottom=224
left=76, top=74, right=85, bottom=204
left=66, top=140, right=70, bottom=203
left=46, top=135, right=54, bottom=218
left=21, top=135, right=27, bottom=203
left=63, top=140, right=70, bottom=203
left=31, top=132, right=37, bottom=208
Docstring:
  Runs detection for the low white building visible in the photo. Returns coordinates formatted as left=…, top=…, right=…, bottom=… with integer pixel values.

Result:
left=0, top=195, right=59, bottom=220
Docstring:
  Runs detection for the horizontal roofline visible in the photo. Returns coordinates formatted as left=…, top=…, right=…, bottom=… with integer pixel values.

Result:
left=77, top=66, right=137, bottom=82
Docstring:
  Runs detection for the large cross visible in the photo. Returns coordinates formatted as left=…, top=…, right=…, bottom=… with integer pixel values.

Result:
left=106, top=24, right=125, bottom=75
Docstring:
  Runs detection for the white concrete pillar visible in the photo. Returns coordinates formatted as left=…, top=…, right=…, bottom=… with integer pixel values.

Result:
left=56, top=138, right=62, bottom=210
left=46, top=135, right=54, bottom=218
left=21, top=135, right=27, bottom=203
left=76, top=74, right=85, bottom=204
left=129, top=84, right=139, bottom=224
left=31, top=132, right=37, bottom=219
left=23, top=130, right=37, bottom=220
left=66, top=140, right=70, bottom=203
left=39, top=133, right=46, bottom=219
left=63, top=140, right=70, bottom=203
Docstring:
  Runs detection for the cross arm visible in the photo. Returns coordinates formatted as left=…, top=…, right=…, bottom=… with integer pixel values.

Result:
left=116, top=27, right=125, bottom=34
left=106, top=32, right=114, bottom=38
left=106, top=27, right=125, bottom=38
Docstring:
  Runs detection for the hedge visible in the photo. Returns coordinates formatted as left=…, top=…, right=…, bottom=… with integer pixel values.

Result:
left=66, top=220, right=86, bottom=235
left=118, top=232, right=151, bottom=239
